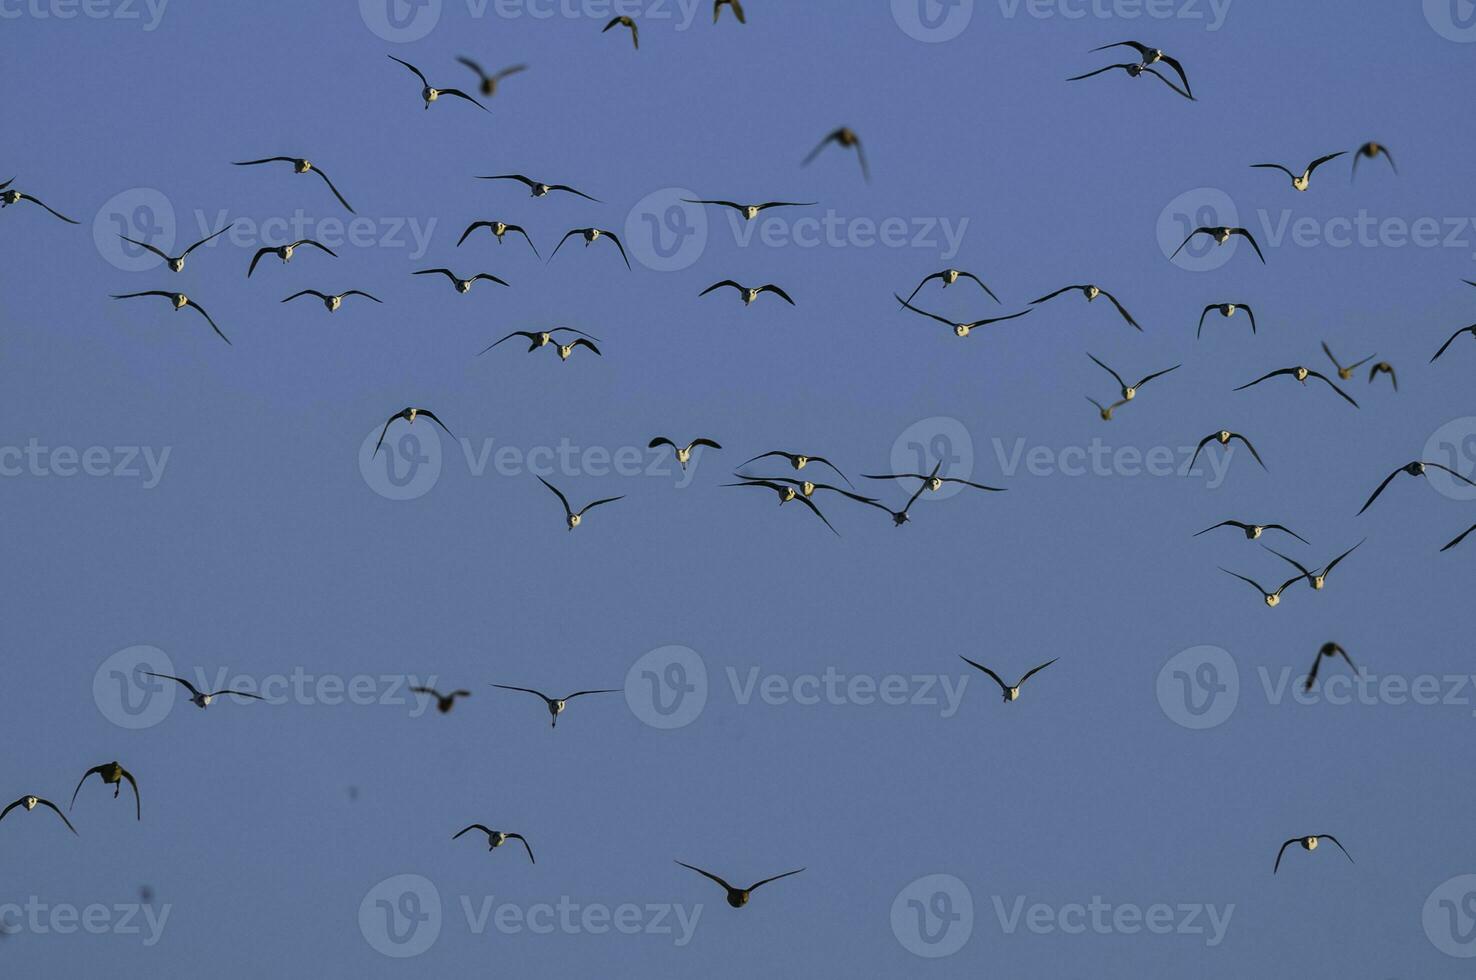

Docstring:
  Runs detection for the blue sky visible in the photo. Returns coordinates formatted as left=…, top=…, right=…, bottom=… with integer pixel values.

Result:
left=4, top=0, right=1476, bottom=975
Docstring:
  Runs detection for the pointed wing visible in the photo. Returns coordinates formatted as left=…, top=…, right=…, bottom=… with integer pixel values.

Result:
left=507, top=833, right=535, bottom=863
left=537, top=477, right=574, bottom=519
left=1018, top=658, right=1058, bottom=686
left=143, top=671, right=202, bottom=699
left=1357, top=466, right=1406, bottom=515
left=959, top=656, right=1009, bottom=695
left=388, top=54, right=428, bottom=86
left=312, top=167, right=354, bottom=213
left=70, top=766, right=106, bottom=810
left=675, top=861, right=735, bottom=892
left=748, top=868, right=805, bottom=891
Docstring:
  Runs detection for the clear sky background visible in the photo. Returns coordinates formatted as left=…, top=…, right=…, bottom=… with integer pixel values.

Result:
left=4, top=0, right=1476, bottom=975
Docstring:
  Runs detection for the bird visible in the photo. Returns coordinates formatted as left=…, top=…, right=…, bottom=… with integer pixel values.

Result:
left=452, top=825, right=535, bottom=862
left=675, top=862, right=803, bottom=908
left=860, top=471, right=1004, bottom=494
left=699, top=280, right=794, bottom=306
left=739, top=451, right=851, bottom=486
left=1441, top=525, right=1476, bottom=552
left=1321, top=341, right=1376, bottom=380
left=1430, top=324, right=1476, bottom=363
left=538, top=477, right=623, bottom=531
left=231, top=157, right=354, bottom=212
left=0, top=796, right=76, bottom=835
left=1352, top=141, right=1396, bottom=178
left=281, top=289, right=381, bottom=313
left=714, top=0, right=746, bottom=22
left=1367, top=361, right=1397, bottom=390
left=802, top=127, right=868, bottom=181
left=1234, top=365, right=1358, bottom=408
left=1274, top=835, right=1352, bottom=874
left=901, top=268, right=999, bottom=306
left=858, top=463, right=937, bottom=527
left=455, top=57, right=526, bottom=97
left=491, top=683, right=618, bottom=727
left=457, top=220, right=539, bottom=257
left=762, top=477, right=879, bottom=506
left=373, top=408, right=454, bottom=456
left=388, top=55, right=487, bottom=111
left=412, top=268, right=509, bottom=294
left=1359, top=461, right=1476, bottom=514
left=602, top=15, right=639, bottom=48
left=1304, top=643, right=1356, bottom=691
left=0, top=179, right=78, bottom=223
left=410, top=687, right=471, bottom=714
left=1172, top=226, right=1266, bottom=263
left=69, top=762, right=140, bottom=821
left=682, top=199, right=815, bottom=220
left=1265, top=540, right=1365, bottom=591
left=111, top=291, right=231, bottom=345
left=551, top=338, right=601, bottom=362
left=549, top=228, right=631, bottom=270
left=1087, top=353, right=1180, bottom=402
left=1251, top=152, right=1346, bottom=191
left=478, top=327, right=601, bottom=355
left=1194, top=520, right=1308, bottom=544
left=649, top=437, right=721, bottom=469
left=247, top=239, right=336, bottom=277
left=478, top=174, right=599, bottom=201
left=1219, top=568, right=1305, bottom=608
left=1087, top=396, right=1128, bottom=421
left=119, top=225, right=233, bottom=273
left=723, top=480, right=840, bottom=535
left=140, top=672, right=266, bottom=709
left=895, top=295, right=1031, bottom=338
left=959, top=656, right=1057, bottom=703
left=1088, top=41, right=1193, bottom=96
left=1066, top=61, right=1193, bottom=99
left=1030, top=284, right=1141, bottom=330
left=1190, top=430, right=1266, bottom=471
left=1198, top=303, right=1256, bottom=338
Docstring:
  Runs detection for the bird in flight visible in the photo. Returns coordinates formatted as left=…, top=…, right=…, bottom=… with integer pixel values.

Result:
left=282, top=289, right=381, bottom=313
left=0, top=795, right=76, bottom=835
left=1251, top=152, right=1346, bottom=191
left=457, top=220, right=539, bottom=257
left=1274, top=835, right=1352, bottom=874
left=373, top=407, right=454, bottom=457
left=861, top=470, right=1004, bottom=494
left=550, top=228, right=631, bottom=270
left=247, top=239, right=336, bottom=277
left=959, top=656, right=1058, bottom=703
left=477, top=174, right=599, bottom=201
left=675, top=862, right=804, bottom=908
left=1086, top=396, right=1128, bottom=421
left=700, top=280, right=794, bottom=306
left=120, top=225, right=233, bottom=273
left=0, top=179, right=78, bottom=223
left=550, top=338, right=601, bottom=361
left=895, top=295, right=1031, bottom=338
left=1066, top=61, right=1192, bottom=99
left=455, top=57, right=526, bottom=97
left=1442, top=524, right=1476, bottom=553
left=1190, top=430, right=1265, bottom=472
left=859, top=463, right=938, bottom=527
left=649, top=437, right=722, bottom=469
left=1367, top=361, right=1397, bottom=390
left=740, top=450, right=852, bottom=486
left=410, top=687, right=471, bottom=714
left=388, top=55, right=487, bottom=111
left=602, top=15, right=639, bottom=48
left=1430, top=323, right=1476, bottom=363
left=1304, top=642, right=1356, bottom=691
left=901, top=268, right=999, bottom=307
left=724, top=480, right=840, bottom=535
left=802, top=127, right=868, bottom=181
left=1359, top=461, right=1475, bottom=514
left=491, top=683, right=619, bottom=727
left=141, top=672, right=265, bottom=709
left=70, top=762, right=140, bottom=822
left=1089, top=40, right=1193, bottom=96
left=1172, top=226, right=1265, bottom=263
left=1031, top=284, right=1140, bottom=331
left=1194, top=520, right=1307, bottom=544
left=413, top=268, right=509, bottom=294
left=232, top=157, right=354, bottom=212
left=1265, top=540, right=1364, bottom=592
left=479, top=327, right=600, bottom=355
left=762, top=477, right=879, bottom=506
left=1198, top=303, right=1256, bottom=338
left=1087, top=353, right=1180, bottom=402
left=1352, top=141, right=1395, bottom=178
left=538, top=477, right=623, bottom=531
left=1321, top=341, right=1375, bottom=380
left=714, top=0, right=745, bottom=22
left=1219, top=567, right=1305, bottom=608
left=453, top=825, right=535, bottom=861
left=1234, top=365, right=1358, bottom=408
left=682, top=199, right=814, bottom=220
left=112, top=291, right=231, bottom=346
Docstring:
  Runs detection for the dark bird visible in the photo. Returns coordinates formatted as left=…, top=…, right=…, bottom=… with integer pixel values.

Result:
left=1274, top=835, right=1352, bottom=874
left=714, top=0, right=746, bottom=22
left=895, top=294, right=1031, bottom=338
left=858, top=462, right=937, bottom=527
left=410, top=687, right=471, bottom=714
left=700, top=280, right=794, bottom=306
left=602, top=15, right=639, bottom=48
left=1189, top=430, right=1266, bottom=471
left=1430, top=324, right=1476, bottom=363
left=724, top=480, right=839, bottom=535
left=491, top=683, right=619, bottom=727
left=1087, top=396, right=1128, bottom=421
left=282, top=289, right=381, bottom=313
left=548, top=337, right=602, bottom=362
left=682, top=199, right=815, bottom=220
left=452, top=825, right=534, bottom=861
left=1441, top=525, right=1476, bottom=553
left=1219, top=567, right=1305, bottom=608
left=1251, top=152, right=1346, bottom=192
left=1198, top=303, right=1255, bottom=338
left=477, top=174, right=599, bottom=202
left=1087, top=353, right=1180, bottom=402
left=901, top=268, right=999, bottom=307
left=112, top=291, right=231, bottom=345
left=538, top=477, right=623, bottom=531
left=1194, top=520, right=1307, bottom=544
left=549, top=228, right=631, bottom=269
left=1031, top=284, right=1140, bottom=330
left=455, top=57, right=527, bottom=97
left=1321, top=340, right=1375, bottom=380
left=649, top=437, right=721, bottom=469
left=1304, top=642, right=1356, bottom=691
left=1352, top=142, right=1396, bottom=178
left=247, top=239, right=336, bottom=277
left=739, top=451, right=851, bottom=486
left=1172, top=226, right=1265, bottom=264
left=413, top=268, right=509, bottom=294
left=70, top=762, right=139, bottom=821
left=1066, top=61, right=1192, bottom=99
left=1359, top=461, right=1475, bottom=514
left=1234, top=365, right=1358, bottom=408
left=959, top=656, right=1057, bottom=703
left=120, top=225, right=233, bottom=273
left=1265, top=540, right=1365, bottom=591
left=1367, top=361, right=1397, bottom=390
left=861, top=471, right=1004, bottom=494
left=0, top=179, right=78, bottom=223
left=457, top=220, right=539, bottom=257
left=231, top=157, right=354, bottom=212
left=373, top=407, right=454, bottom=457
left=0, top=796, right=76, bottom=835
left=388, top=55, right=487, bottom=111
left=802, top=127, right=868, bottom=181
left=478, top=327, right=600, bottom=355
left=763, top=477, right=879, bottom=506
left=1088, top=40, right=1193, bottom=95
left=675, top=862, right=804, bottom=908
left=140, top=672, right=266, bottom=709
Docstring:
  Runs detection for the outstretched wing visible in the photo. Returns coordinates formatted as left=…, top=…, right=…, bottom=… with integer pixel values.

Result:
left=959, top=656, right=1010, bottom=695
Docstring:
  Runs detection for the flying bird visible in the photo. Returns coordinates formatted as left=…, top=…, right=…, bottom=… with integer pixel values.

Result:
left=281, top=289, right=381, bottom=313
left=479, top=327, right=600, bottom=355
left=700, top=280, right=794, bottom=306
left=1251, top=152, right=1346, bottom=191
left=682, top=199, right=815, bottom=220
left=1430, top=324, right=1476, bottom=363
left=247, top=239, right=336, bottom=277
left=0, top=179, right=78, bottom=223
left=1274, top=835, right=1352, bottom=874
left=538, top=477, right=623, bottom=530
left=901, top=268, right=999, bottom=306
left=1087, top=353, right=1180, bottom=402
left=959, top=656, right=1057, bottom=703
left=714, top=0, right=746, bottom=22
left=1030, top=284, right=1141, bottom=330
left=1265, top=540, right=1365, bottom=591
left=802, top=127, right=868, bottom=181
left=231, top=157, right=354, bottom=212
left=1088, top=41, right=1193, bottom=96
left=1234, top=365, right=1358, bottom=408
left=723, top=480, right=839, bottom=535
left=675, top=862, right=804, bottom=908
left=549, top=228, right=631, bottom=269
left=1190, top=430, right=1266, bottom=472
left=373, top=407, right=454, bottom=457
left=1321, top=341, right=1375, bottom=380
left=477, top=174, right=599, bottom=201
left=70, top=762, right=140, bottom=821
left=895, top=294, right=1031, bottom=338
left=602, top=15, right=638, bottom=48
left=1304, top=642, right=1356, bottom=691
left=111, top=291, right=231, bottom=345
left=1194, top=520, right=1307, bottom=544
left=1359, top=461, right=1475, bottom=514
left=1219, top=567, right=1305, bottom=608
left=1198, top=303, right=1256, bottom=338
left=1087, top=396, right=1128, bottom=421
left=388, top=55, right=488, bottom=111
left=410, top=687, right=471, bottom=714
left=1441, top=524, right=1476, bottom=553
left=1172, top=226, right=1265, bottom=263
left=649, top=437, right=721, bottom=469
left=457, top=220, right=539, bottom=257
left=858, top=463, right=937, bottom=527
left=739, top=451, right=851, bottom=486
left=1367, top=361, right=1397, bottom=390
left=549, top=338, right=601, bottom=361
left=1066, top=61, right=1192, bottom=99
left=1352, top=141, right=1395, bottom=178
left=455, top=57, right=527, bottom=97
left=491, top=683, right=618, bottom=727
left=762, top=477, right=879, bottom=506
left=413, top=268, right=509, bottom=294
left=860, top=471, right=1004, bottom=494
left=119, top=225, right=233, bottom=273
left=452, top=825, right=535, bottom=861
left=140, top=672, right=265, bottom=709
left=0, top=796, right=76, bottom=835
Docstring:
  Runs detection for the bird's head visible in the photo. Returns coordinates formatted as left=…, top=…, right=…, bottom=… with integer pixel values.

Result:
left=1217, top=430, right=1232, bottom=444
left=793, top=456, right=809, bottom=468
left=172, top=294, right=189, bottom=309
left=1305, top=837, right=1319, bottom=851
left=801, top=481, right=815, bottom=496
left=1006, top=687, right=1021, bottom=701
left=281, top=244, right=295, bottom=260
left=327, top=295, right=341, bottom=311
left=1311, top=575, right=1326, bottom=590
left=954, top=323, right=971, bottom=337
left=23, top=796, right=38, bottom=810
left=892, top=511, right=909, bottom=527
left=1123, top=387, right=1137, bottom=401
left=567, top=514, right=581, bottom=529
left=425, top=86, right=439, bottom=101
left=168, top=257, right=185, bottom=273
left=558, top=344, right=574, bottom=359
left=1265, top=594, right=1280, bottom=608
